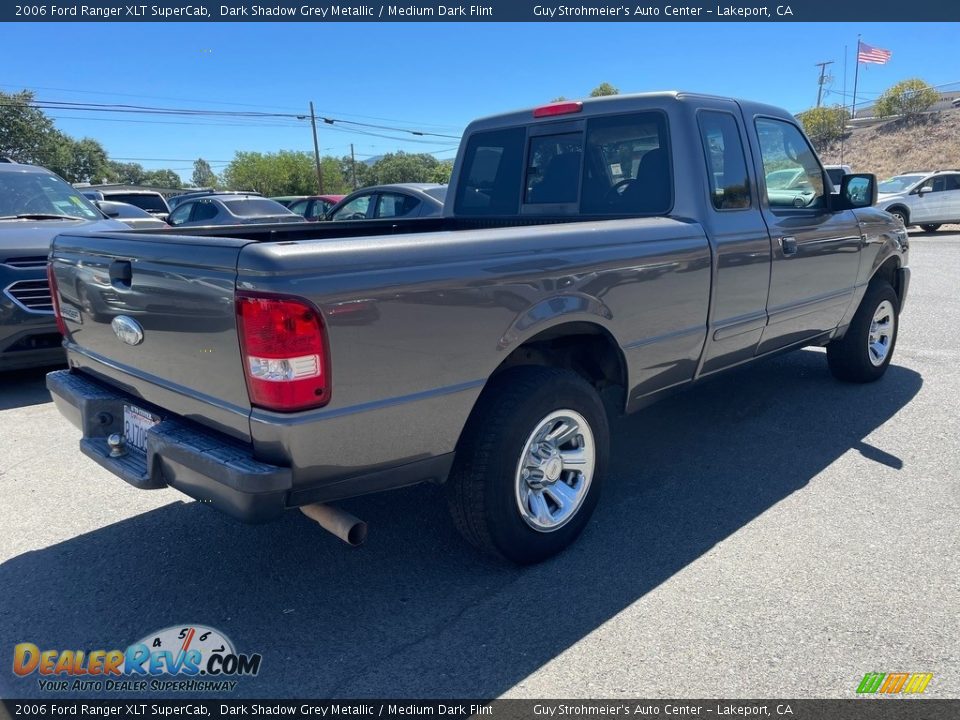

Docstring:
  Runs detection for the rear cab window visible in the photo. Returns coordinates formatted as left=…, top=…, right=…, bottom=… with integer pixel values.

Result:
left=454, top=112, right=672, bottom=218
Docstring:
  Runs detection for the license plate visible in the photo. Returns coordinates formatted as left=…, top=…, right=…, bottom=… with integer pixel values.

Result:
left=123, top=404, right=159, bottom=454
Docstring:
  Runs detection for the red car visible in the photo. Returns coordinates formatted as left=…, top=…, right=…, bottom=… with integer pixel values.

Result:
left=280, top=195, right=345, bottom=221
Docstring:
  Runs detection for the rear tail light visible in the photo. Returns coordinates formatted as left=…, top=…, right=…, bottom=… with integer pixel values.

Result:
left=47, top=263, right=68, bottom=336
left=236, top=292, right=330, bottom=412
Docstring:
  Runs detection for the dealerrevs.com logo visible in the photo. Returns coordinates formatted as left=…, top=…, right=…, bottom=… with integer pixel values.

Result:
left=12, top=625, right=261, bottom=693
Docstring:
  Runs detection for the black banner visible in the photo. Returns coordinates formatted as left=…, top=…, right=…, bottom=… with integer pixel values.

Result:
left=3, top=700, right=960, bottom=720
left=3, top=0, right=960, bottom=22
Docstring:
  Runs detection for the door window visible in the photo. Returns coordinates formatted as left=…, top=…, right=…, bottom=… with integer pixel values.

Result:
left=168, top=203, right=192, bottom=226
left=376, top=193, right=421, bottom=218
left=698, top=111, right=751, bottom=210
left=755, top=118, right=825, bottom=210
left=331, top=194, right=372, bottom=221
left=190, top=200, right=219, bottom=223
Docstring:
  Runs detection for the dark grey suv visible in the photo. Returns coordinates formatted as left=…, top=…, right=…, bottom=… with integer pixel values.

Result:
left=0, top=161, right=125, bottom=371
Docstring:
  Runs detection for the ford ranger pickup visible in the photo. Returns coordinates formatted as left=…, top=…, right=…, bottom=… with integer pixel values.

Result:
left=46, top=92, right=910, bottom=563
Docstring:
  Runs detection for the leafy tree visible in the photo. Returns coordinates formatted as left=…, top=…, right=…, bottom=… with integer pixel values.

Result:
left=365, top=151, right=446, bottom=185
left=106, top=161, right=148, bottom=185
left=590, top=82, right=619, bottom=97
left=142, top=169, right=182, bottom=188
left=429, top=160, right=454, bottom=185
left=795, top=105, right=850, bottom=150
left=0, top=90, right=58, bottom=165
left=222, top=151, right=349, bottom=196
left=874, top=79, right=940, bottom=118
left=192, top=158, right=219, bottom=188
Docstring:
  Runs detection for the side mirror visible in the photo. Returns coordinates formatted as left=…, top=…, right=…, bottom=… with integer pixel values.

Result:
left=94, top=201, right=120, bottom=218
left=837, top=173, right=877, bottom=210
left=918, top=186, right=934, bottom=195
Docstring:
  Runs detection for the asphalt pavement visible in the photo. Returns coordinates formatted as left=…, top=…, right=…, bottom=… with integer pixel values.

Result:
left=0, top=230, right=957, bottom=699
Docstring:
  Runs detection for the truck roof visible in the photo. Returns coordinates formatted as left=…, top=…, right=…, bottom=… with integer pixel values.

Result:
left=465, top=91, right=795, bottom=133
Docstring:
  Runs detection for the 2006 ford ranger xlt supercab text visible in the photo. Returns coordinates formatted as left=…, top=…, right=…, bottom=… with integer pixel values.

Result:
left=47, top=92, right=910, bottom=564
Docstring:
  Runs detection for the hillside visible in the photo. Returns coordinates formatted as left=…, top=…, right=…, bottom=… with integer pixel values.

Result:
left=817, top=109, right=960, bottom=177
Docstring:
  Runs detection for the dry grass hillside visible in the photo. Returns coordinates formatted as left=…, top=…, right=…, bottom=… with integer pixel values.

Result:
left=817, top=109, right=960, bottom=177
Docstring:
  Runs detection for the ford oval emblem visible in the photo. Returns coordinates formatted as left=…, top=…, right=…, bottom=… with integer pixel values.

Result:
left=111, top=316, right=144, bottom=346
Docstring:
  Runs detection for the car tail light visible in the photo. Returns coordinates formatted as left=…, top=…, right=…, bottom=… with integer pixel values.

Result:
left=47, top=263, right=68, bottom=336
left=533, top=101, right=583, bottom=118
left=236, top=292, right=330, bottom=412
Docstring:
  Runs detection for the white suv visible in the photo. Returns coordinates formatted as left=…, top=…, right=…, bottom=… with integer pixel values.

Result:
left=876, top=170, right=960, bottom=232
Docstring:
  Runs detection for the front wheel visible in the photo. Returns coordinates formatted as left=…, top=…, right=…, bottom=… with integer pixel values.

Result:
left=827, top=281, right=900, bottom=383
left=920, top=224, right=941, bottom=233
left=888, top=208, right=909, bottom=227
left=446, top=366, right=609, bottom=564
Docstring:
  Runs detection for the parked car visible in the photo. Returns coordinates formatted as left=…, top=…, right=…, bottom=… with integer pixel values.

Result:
left=168, top=190, right=262, bottom=211
left=283, top=195, right=346, bottom=221
left=94, top=200, right=170, bottom=230
left=97, top=189, right=170, bottom=222
left=0, top=161, right=125, bottom=371
left=78, top=188, right=105, bottom=201
left=166, top=195, right=302, bottom=227
left=325, top=184, right=446, bottom=221
left=876, top=169, right=960, bottom=232
left=824, top=164, right=853, bottom=190
left=46, top=92, right=907, bottom=564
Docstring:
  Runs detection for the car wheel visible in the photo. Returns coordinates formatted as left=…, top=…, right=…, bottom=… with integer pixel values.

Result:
left=920, top=224, right=941, bottom=233
left=888, top=208, right=909, bottom=227
left=446, top=366, right=609, bottom=564
left=827, top=281, right=899, bottom=383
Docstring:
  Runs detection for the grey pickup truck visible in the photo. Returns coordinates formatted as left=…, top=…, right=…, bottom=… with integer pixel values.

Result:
left=47, top=92, right=910, bottom=564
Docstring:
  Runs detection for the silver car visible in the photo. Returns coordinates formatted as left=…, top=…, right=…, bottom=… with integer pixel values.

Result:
left=325, top=183, right=447, bottom=221
left=167, top=195, right=302, bottom=227
left=876, top=170, right=960, bottom=232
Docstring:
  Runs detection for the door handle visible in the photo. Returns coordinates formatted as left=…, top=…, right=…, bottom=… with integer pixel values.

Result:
left=780, top=236, right=798, bottom=256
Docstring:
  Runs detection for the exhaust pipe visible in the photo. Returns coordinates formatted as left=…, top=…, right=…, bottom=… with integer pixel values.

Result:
left=300, top=503, right=368, bottom=547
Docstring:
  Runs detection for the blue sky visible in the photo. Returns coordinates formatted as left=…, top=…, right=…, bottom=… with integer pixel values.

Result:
left=2, top=22, right=955, bottom=180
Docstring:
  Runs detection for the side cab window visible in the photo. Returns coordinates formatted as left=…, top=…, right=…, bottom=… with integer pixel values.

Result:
left=755, top=118, right=826, bottom=210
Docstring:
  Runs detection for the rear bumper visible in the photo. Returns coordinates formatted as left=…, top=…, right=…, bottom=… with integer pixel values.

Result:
left=46, top=369, right=456, bottom=523
left=47, top=369, right=291, bottom=522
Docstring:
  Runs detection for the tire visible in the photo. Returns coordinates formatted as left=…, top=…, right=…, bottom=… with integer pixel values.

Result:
left=446, top=366, right=609, bottom=564
left=920, top=224, right=941, bottom=233
left=887, top=207, right=909, bottom=227
left=827, top=281, right=899, bottom=383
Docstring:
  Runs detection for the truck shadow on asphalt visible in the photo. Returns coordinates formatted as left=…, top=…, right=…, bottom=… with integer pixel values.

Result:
left=0, top=350, right=922, bottom=698
left=0, top=366, right=57, bottom=411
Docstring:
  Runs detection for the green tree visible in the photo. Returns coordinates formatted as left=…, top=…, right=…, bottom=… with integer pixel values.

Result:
left=0, top=90, right=58, bottom=165
left=795, top=105, right=850, bottom=150
left=142, top=169, right=182, bottom=188
left=222, top=151, right=349, bottom=196
left=590, top=82, right=619, bottom=97
left=192, top=158, right=219, bottom=188
left=365, top=152, right=445, bottom=185
left=874, top=79, right=940, bottom=118
left=106, top=161, right=148, bottom=185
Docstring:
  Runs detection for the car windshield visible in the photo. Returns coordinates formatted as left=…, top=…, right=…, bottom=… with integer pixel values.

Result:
left=105, top=193, right=169, bottom=213
left=878, top=175, right=926, bottom=193
left=222, top=198, right=293, bottom=217
left=0, top=171, right=101, bottom=220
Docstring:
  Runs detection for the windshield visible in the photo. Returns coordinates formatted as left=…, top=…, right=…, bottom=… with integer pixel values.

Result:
left=221, top=198, right=294, bottom=217
left=878, top=174, right=926, bottom=194
left=0, top=171, right=101, bottom=220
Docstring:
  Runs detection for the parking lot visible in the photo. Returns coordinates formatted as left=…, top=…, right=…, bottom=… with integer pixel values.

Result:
left=0, top=230, right=957, bottom=699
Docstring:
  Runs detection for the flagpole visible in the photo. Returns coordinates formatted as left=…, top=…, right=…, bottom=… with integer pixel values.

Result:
left=840, top=44, right=848, bottom=164
left=851, top=34, right=861, bottom=121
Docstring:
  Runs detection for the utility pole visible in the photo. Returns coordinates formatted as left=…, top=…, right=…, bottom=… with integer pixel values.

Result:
left=815, top=60, right=834, bottom=107
left=350, top=143, right=357, bottom=189
left=309, top=101, right=324, bottom=194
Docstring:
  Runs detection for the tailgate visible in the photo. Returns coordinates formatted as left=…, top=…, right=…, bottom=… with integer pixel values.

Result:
left=50, top=231, right=254, bottom=442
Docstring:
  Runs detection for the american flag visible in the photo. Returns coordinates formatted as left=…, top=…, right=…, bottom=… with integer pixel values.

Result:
left=858, top=41, right=892, bottom=65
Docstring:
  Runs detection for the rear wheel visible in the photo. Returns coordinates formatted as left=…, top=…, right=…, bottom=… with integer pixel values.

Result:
left=920, top=224, right=941, bottom=233
left=446, top=366, right=609, bottom=564
left=827, top=281, right=899, bottom=383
